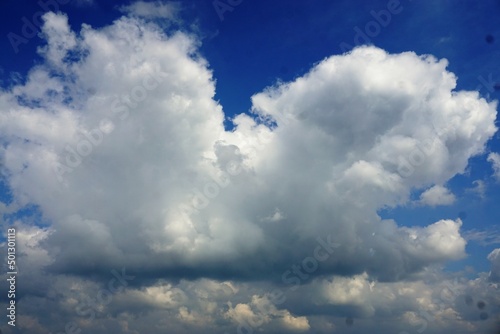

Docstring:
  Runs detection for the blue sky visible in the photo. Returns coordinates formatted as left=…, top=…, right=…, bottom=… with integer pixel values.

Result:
left=0, top=1, right=500, bottom=333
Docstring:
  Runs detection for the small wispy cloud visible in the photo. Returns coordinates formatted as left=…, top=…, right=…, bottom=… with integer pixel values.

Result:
left=119, top=1, right=180, bottom=20
left=464, top=227, right=500, bottom=246
left=488, top=152, right=500, bottom=181
left=466, top=179, right=487, bottom=199
left=418, top=185, right=456, bottom=207
left=260, top=208, right=285, bottom=223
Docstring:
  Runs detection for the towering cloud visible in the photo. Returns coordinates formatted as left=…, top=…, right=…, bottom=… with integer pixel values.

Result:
left=0, top=6, right=498, bottom=334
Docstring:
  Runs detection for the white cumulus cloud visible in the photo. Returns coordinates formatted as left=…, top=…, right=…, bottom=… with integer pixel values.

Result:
left=418, top=185, right=456, bottom=206
left=0, top=8, right=498, bottom=334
